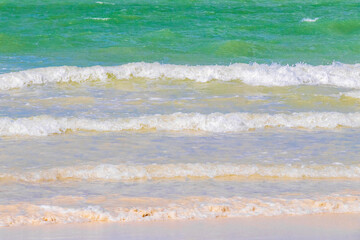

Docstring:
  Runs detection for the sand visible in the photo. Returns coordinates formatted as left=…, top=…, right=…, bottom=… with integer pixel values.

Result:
left=0, top=214, right=359, bottom=240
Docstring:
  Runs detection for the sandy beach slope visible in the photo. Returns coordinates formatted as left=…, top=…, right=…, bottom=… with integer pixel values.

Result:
left=0, top=214, right=359, bottom=240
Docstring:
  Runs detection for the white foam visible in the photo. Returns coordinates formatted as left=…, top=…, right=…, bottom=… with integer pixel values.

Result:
left=1, top=195, right=360, bottom=226
left=1, top=62, right=360, bottom=90
left=301, top=17, right=319, bottom=22
left=96, top=1, right=115, bottom=5
left=340, top=91, right=360, bottom=99
left=1, top=112, right=360, bottom=137
left=85, top=17, right=111, bottom=21
left=2, top=163, right=360, bottom=183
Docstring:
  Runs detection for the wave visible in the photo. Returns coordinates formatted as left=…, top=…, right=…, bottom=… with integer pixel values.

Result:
left=301, top=18, right=319, bottom=22
left=85, top=17, right=111, bottom=21
left=1, top=62, right=360, bottom=90
left=2, top=163, right=360, bottom=183
left=1, top=195, right=359, bottom=226
left=1, top=112, right=360, bottom=136
left=95, top=1, right=115, bottom=5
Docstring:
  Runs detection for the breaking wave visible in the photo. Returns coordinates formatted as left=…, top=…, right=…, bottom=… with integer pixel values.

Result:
left=1, top=62, right=360, bottom=90
left=1, top=112, right=360, bottom=136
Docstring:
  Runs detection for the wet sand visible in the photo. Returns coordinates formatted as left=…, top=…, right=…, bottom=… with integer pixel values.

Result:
left=1, top=214, right=359, bottom=240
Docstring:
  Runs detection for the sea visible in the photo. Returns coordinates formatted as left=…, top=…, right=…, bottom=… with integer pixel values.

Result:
left=0, top=0, right=360, bottom=227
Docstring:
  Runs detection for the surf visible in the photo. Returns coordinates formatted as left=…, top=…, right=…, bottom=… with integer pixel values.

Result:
left=1, top=112, right=360, bottom=137
left=1, top=62, right=360, bottom=90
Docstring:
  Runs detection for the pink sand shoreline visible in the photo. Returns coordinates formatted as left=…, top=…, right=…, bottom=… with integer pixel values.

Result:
left=0, top=213, right=359, bottom=240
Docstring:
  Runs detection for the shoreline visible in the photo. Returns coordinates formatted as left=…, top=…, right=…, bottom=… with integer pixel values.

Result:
left=1, top=213, right=359, bottom=240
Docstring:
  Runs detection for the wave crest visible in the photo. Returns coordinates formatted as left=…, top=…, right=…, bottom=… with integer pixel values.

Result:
left=1, top=62, right=360, bottom=90
left=1, top=112, right=360, bottom=136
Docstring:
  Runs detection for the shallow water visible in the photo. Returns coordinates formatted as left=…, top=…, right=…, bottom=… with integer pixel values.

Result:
left=1, top=0, right=360, bottom=228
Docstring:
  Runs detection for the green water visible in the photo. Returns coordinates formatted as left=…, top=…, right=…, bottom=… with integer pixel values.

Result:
left=0, top=0, right=359, bottom=72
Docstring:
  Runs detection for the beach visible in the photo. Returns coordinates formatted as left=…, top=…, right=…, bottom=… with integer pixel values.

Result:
left=1, top=214, right=360, bottom=240
left=1, top=0, right=360, bottom=238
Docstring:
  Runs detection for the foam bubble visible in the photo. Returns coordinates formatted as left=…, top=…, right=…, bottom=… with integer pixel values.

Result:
left=1, top=112, right=360, bottom=137
left=1, top=62, right=360, bottom=90
left=2, top=163, right=360, bottom=183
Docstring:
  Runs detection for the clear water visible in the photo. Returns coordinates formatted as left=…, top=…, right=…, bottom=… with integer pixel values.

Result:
left=0, top=0, right=360, bottom=227
left=1, top=0, right=360, bottom=73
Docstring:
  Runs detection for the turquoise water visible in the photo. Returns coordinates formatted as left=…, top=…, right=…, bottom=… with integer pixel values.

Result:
left=1, top=0, right=360, bottom=73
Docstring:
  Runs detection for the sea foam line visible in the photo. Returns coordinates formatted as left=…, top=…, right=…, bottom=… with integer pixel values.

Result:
left=1, top=62, right=360, bottom=90
left=85, top=17, right=111, bottom=21
left=301, top=17, right=319, bottom=22
left=1, top=163, right=360, bottom=183
left=1, top=195, right=360, bottom=226
left=96, top=1, right=115, bottom=5
left=1, top=112, right=360, bottom=137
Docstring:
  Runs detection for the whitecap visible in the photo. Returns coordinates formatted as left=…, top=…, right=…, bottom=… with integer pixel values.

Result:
left=96, top=1, right=115, bottom=5
left=85, top=17, right=111, bottom=21
left=301, top=17, right=319, bottom=22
